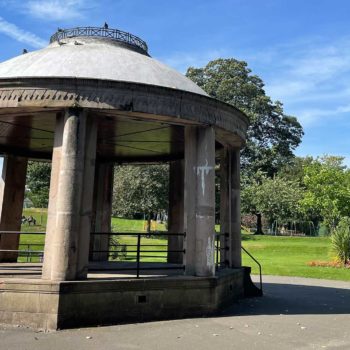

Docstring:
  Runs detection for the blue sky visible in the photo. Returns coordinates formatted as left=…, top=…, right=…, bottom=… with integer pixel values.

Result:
left=0, top=0, right=350, bottom=164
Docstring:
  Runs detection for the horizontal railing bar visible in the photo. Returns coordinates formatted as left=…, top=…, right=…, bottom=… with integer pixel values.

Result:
left=0, top=249, right=43, bottom=253
left=19, top=243, right=45, bottom=246
left=136, top=256, right=167, bottom=259
left=92, top=232, right=186, bottom=236
left=89, top=266, right=185, bottom=272
left=0, top=231, right=45, bottom=235
left=93, top=250, right=184, bottom=253
left=109, top=244, right=169, bottom=247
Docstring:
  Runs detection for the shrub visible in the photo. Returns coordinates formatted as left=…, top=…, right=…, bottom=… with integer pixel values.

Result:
left=331, top=217, right=350, bottom=265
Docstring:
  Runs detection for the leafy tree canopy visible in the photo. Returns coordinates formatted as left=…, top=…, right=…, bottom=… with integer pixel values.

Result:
left=112, top=164, right=169, bottom=218
left=300, top=155, right=350, bottom=229
left=186, top=58, right=304, bottom=176
left=242, top=173, right=303, bottom=225
left=26, top=161, right=51, bottom=208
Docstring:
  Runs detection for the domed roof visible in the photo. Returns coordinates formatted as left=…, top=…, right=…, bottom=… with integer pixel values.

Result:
left=0, top=27, right=207, bottom=96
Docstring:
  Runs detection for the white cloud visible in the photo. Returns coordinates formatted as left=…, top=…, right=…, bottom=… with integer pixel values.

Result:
left=249, top=37, right=350, bottom=127
left=292, top=104, right=350, bottom=126
left=25, top=0, right=92, bottom=21
left=0, top=16, right=46, bottom=48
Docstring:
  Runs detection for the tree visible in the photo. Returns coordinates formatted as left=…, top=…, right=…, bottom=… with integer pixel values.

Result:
left=186, top=58, right=303, bottom=177
left=112, top=164, right=169, bottom=230
left=26, top=161, right=51, bottom=208
left=187, top=58, right=303, bottom=233
left=300, top=156, right=350, bottom=230
left=242, top=174, right=303, bottom=233
left=278, top=156, right=314, bottom=185
left=241, top=171, right=265, bottom=234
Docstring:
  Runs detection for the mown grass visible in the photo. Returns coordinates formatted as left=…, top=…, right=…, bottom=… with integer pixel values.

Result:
left=18, top=209, right=350, bottom=281
left=241, top=234, right=350, bottom=281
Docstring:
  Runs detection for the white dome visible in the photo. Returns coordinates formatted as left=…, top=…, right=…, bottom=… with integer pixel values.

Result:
left=0, top=36, right=207, bottom=96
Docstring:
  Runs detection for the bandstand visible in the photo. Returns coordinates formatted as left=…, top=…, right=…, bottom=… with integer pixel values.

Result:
left=0, top=27, right=258, bottom=330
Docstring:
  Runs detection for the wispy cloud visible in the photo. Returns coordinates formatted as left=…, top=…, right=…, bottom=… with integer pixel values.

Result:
left=248, top=37, right=350, bottom=126
left=0, top=16, right=46, bottom=48
left=295, top=104, right=350, bottom=126
left=24, top=0, right=94, bottom=21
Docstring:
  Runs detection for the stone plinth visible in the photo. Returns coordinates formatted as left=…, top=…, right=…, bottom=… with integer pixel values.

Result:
left=0, top=268, right=245, bottom=330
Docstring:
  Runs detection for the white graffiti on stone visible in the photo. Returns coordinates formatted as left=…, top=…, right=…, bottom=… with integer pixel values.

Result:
left=195, top=160, right=213, bottom=196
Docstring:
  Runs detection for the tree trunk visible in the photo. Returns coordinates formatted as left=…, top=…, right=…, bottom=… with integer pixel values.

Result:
left=147, top=213, right=151, bottom=234
left=255, top=213, right=264, bottom=235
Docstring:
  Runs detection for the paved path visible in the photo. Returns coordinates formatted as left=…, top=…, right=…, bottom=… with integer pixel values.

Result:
left=1, top=275, right=350, bottom=350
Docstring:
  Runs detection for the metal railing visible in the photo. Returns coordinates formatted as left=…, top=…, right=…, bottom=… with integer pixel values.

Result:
left=241, top=245, right=263, bottom=293
left=49, top=26, right=148, bottom=54
left=214, top=232, right=263, bottom=292
left=90, top=232, right=186, bottom=278
left=0, top=231, right=262, bottom=291
left=0, top=231, right=45, bottom=263
left=214, top=232, right=230, bottom=270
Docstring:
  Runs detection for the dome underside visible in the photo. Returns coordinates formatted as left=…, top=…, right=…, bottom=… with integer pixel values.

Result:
left=0, top=39, right=207, bottom=96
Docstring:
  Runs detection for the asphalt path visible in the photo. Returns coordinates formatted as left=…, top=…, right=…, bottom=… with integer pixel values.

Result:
left=1, top=275, right=350, bottom=350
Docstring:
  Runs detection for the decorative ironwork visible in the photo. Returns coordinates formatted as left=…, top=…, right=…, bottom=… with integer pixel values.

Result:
left=50, top=26, right=148, bottom=54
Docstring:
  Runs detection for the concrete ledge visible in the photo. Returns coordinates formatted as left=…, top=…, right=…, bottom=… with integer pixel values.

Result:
left=0, top=268, right=244, bottom=330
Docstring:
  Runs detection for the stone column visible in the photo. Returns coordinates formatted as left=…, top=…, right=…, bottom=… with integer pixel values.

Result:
left=220, top=148, right=230, bottom=267
left=90, top=162, right=114, bottom=262
left=220, top=147, right=241, bottom=268
left=0, top=156, right=27, bottom=262
left=184, top=126, right=216, bottom=277
left=167, top=159, right=184, bottom=264
left=42, top=108, right=97, bottom=281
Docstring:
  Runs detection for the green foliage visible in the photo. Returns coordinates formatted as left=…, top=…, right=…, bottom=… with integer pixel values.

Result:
left=331, top=217, right=350, bottom=265
left=279, top=156, right=314, bottom=185
left=242, top=173, right=303, bottom=225
left=300, top=156, right=350, bottom=229
left=26, top=161, right=51, bottom=208
left=186, top=58, right=303, bottom=177
left=112, top=164, right=169, bottom=218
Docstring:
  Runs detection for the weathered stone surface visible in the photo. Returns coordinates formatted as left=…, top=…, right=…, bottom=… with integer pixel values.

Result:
left=42, top=108, right=97, bottom=281
left=184, top=126, right=216, bottom=277
left=220, top=147, right=241, bottom=268
left=0, top=156, right=27, bottom=262
left=0, top=269, right=244, bottom=330
left=167, top=160, right=184, bottom=264
left=90, top=162, right=114, bottom=261
left=0, top=79, right=248, bottom=147
left=0, top=37, right=206, bottom=96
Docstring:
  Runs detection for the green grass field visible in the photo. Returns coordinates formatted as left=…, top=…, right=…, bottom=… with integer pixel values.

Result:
left=18, top=209, right=350, bottom=281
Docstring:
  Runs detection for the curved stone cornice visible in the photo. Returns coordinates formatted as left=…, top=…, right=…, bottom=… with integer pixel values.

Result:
left=0, top=78, right=249, bottom=145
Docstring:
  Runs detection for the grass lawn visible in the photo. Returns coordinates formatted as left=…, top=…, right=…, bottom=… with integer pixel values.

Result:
left=241, top=234, right=350, bottom=281
left=18, top=209, right=350, bottom=281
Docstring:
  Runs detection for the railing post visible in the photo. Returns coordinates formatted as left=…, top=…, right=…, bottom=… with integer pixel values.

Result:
left=136, top=233, right=141, bottom=278
left=241, top=246, right=263, bottom=293
left=215, top=233, right=219, bottom=271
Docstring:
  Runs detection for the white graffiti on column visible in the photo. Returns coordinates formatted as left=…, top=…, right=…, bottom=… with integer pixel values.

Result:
left=195, top=160, right=213, bottom=196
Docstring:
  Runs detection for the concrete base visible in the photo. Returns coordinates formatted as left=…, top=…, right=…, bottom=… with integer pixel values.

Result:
left=0, top=268, right=245, bottom=330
